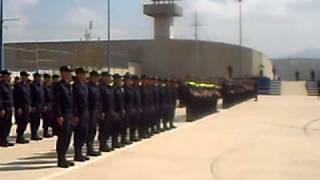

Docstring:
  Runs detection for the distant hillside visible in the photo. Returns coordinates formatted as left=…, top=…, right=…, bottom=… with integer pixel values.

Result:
left=284, top=48, right=320, bottom=59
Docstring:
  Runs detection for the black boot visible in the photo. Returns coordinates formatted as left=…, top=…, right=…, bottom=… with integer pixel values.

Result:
left=74, top=154, right=90, bottom=162
left=58, top=156, right=69, bottom=168
left=87, top=143, right=101, bottom=156
left=112, top=136, right=121, bottom=149
left=121, top=133, right=132, bottom=145
left=16, top=135, right=29, bottom=144
left=130, top=130, right=139, bottom=142
left=170, top=122, right=176, bottom=129
left=67, top=160, right=75, bottom=166
left=138, top=129, right=145, bottom=139
left=74, top=149, right=90, bottom=162
left=140, top=128, right=149, bottom=139
left=156, top=124, right=161, bottom=133
left=43, top=129, right=52, bottom=138
left=0, top=137, right=8, bottom=147
left=58, top=161, right=69, bottom=168
left=163, top=123, right=169, bottom=130
left=4, top=138, right=14, bottom=147
left=100, top=144, right=112, bottom=152
left=153, top=126, right=160, bottom=134
left=31, top=132, right=42, bottom=141
left=99, top=139, right=110, bottom=152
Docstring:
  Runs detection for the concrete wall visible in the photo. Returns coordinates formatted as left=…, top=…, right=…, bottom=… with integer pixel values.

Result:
left=251, top=51, right=273, bottom=78
left=4, top=39, right=273, bottom=79
left=139, top=40, right=273, bottom=79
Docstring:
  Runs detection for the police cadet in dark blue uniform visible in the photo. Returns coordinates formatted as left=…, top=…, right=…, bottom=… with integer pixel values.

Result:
left=73, top=67, right=90, bottom=162
left=0, top=70, right=14, bottom=147
left=99, top=72, right=119, bottom=150
left=159, top=78, right=170, bottom=130
left=148, top=77, right=156, bottom=135
left=132, top=75, right=142, bottom=141
left=114, top=74, right=131, bottom=146
left=42, top=73, right=54, bottom=138
left=30, top=72, right=45, bottom=140
left=140, top=75, right=151, bottom=138
left=124, top=73, right=137, bottom=142
left=168, top=79, right=177, bottom=129
left=52, top=74, right=60, bottom=85
left=53, top=65, right=75, bottom=168
left=14, top=71, right=31, bottom=144
left=151, top=77, right=161, bottom=133
left=86, top=70, right=102, bottom=157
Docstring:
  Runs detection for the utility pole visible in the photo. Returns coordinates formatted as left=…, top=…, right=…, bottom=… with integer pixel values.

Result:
left=193, top=11, right=200, bottom=77
left=238, top=0, right=243, bottom=77
left=107, top=0, right=111, bottom=72
left=239, top=0, right=243, bottom=47
left=194, top=11, right=199, bottom=41
left=0, top=0, right=19, bottom=70
left=35, top=48, right=39, bottom=71
left=0, top=0, right=3, bottom=70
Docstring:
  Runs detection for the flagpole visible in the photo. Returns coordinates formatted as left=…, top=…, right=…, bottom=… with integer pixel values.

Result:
left=107, top=0, right=111, bottom=72
left=238, top=0, right=243, bottom=77
left=0, top=0, right=3, bottom=70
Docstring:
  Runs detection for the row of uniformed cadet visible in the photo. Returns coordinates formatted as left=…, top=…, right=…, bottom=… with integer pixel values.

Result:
left=0, top=70, right=59, bottom=147
left=0, top=65, right=178, bottom=168
left=55, top=66, right=177, bottom=168
left=182, top=81, right=220, bottom=122
left=221, top=79, right=258, bottom=109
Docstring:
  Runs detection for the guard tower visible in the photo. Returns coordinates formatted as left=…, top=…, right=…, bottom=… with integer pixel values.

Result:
left=144, top=0, right=183, bottom=40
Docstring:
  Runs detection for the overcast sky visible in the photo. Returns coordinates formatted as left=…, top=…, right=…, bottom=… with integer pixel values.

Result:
left=4, top=0, right=320, bottom=58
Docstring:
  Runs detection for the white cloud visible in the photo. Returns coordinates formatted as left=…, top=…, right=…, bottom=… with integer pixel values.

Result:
left=175, top=0, right=320, bottom=57
left=4, top=0, right=39, bottom=41
left=4, top=0, right=320, bottom=58
left=64, top=6, right=108, bottom=40
left=65, top=6, right=101, bottom=28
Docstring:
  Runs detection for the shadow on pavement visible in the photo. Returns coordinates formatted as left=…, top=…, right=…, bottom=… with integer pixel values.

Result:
left=0, top=165, right=56, bottom=171
left=0, top=149, right=75, bottom=172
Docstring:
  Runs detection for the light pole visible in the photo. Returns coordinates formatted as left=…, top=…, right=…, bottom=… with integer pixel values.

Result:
left=239, top=0, right=242, bottom=47
left=106, top=0, right=111, bottom=72
left=0, top=0, right=19, bottom=70
left=0, top=0, right=3, bottom=70
left=238, top=0, right=243, bottom=78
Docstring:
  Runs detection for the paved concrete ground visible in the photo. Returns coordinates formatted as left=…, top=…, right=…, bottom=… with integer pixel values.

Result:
left=1, top=96, right=320, bottom=180
left=281, top=81, right=308, bottom=96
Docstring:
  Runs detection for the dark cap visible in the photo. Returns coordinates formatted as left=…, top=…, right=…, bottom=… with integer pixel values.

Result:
left=101, top=71, right=111, bottom=77
left=43, top=73, right=51, bottom=78
left=20, top=71, right=30, bottom=77
left=141, top=75, right=147, bottom=79
left=33, top=72, right=41, bottom=77
left=113, top=73, right=122, bottom=79
left=124, top=73, right=132, bottom=80
left=90, top=70, right=99, bottom=77
left=152, top=76, right=159, bottom=80
left=52, top=74, right=60, bottom=79
left=75, top=67, right=88, bottom=74
left=132, top=75, right=139, bottom=80
left=59, top=65, right=73, bottom=72
left=160, top=78, right=166, bottom=82
left=1, top=70, right=11, bottom=76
